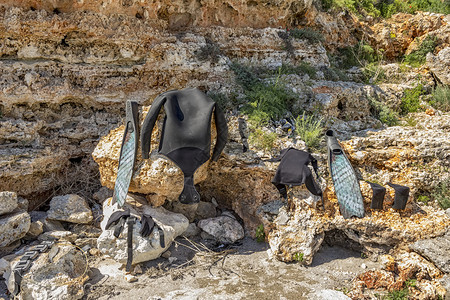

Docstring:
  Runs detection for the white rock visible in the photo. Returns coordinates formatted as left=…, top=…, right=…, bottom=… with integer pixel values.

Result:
left=0, top=211, right=31, bottom=247
left=97, top=197, right=189, bottom=265
left=0, top=191, right=18, bottom=215
left=47, top=194, right=93, bottom=224
left=8, top=244, right=89, bottom=300
left=198, top=215, right=244, bottom=244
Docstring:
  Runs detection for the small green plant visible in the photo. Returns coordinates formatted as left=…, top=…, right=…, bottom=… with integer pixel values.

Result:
left=400, top=84, right=424, bottom=115
left=401, top=115, right=418, bottom=127
left=295, top=113, right=324, bottom=149
left=404, top=35, right=437, bottom=67
left=369, top=97, right=399, bottom=126
left=386, top=288, right=408, bottom=300
left=293, top=252, right=304, bottom=262
left=430, top=85, right=450, bottom=112
left=289, top=28, right=324, bottom=44
left=417, top=195, right=430, bottom=205
left=249, top=128, right=278, bottom=151
left=255, top=224, right=265, bottom=242
left=433, top=179, right=450, bottom=209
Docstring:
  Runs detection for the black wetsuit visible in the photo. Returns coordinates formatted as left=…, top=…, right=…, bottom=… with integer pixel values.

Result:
left=140, top=88, right=228, bottom=204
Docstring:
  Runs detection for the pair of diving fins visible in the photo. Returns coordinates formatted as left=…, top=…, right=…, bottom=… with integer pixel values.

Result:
left=327, top=130, right=410, bottom=219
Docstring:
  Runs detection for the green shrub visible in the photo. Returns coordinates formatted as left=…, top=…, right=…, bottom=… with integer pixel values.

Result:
left=404, top=35, right=437, bottom=67
left=430, top=85, right=450, bottom=112
left=433, top=179, right=450, bottom=210
left=255, top=224, right=265, bottom=242
left=400, top=84, right=423, bottom=114
left=295, top=113, right=324, bottom=149
left=369, top=97, right=399, bottom=126
left=289, top=28, right=324, bottom=44
left=249, top=127, right=278, bottom=151
left=230, top=62, right=260, bottom=91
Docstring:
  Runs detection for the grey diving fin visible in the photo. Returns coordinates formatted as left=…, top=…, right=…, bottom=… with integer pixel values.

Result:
left=113, top=101, right=139, bottom=207
left=326, top=130, right=365, bottom=219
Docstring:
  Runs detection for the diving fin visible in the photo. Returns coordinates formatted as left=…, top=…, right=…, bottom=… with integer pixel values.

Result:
left=326, top=130, right=365, bottom=219
left=367, top=181, right=386, bottom=209
left=113, top=101, right=139, bottom=207
left=387, top=183, right=409, bottom=210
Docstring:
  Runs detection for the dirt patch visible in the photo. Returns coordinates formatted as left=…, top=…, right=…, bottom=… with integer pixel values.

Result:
left=82, top=237, right=378, bottom=299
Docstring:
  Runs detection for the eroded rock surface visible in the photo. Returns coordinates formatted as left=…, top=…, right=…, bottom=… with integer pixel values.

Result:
left=0, top=191, right=18, bottom=215
left=0, top=211, right=31, bottom=248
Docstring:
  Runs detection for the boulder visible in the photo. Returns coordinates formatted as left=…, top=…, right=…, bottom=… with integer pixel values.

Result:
left=97, top=196, right=189, bottom=265
left=267, top=190, right=325, bottom=264
left=195, top=201, right=217, bottom=220
left=47, top=194, right=93, bottom=224
left=0, top=211, right=31, bottom=248
left=0, top=191, right=18, bottom=215
left=198, top=214, right=245, bottom=244
left=7, top=244, right=89, bottom=300
left=410, top=231, right=450, bottom=273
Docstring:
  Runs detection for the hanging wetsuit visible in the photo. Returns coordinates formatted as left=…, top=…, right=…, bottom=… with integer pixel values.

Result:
left=141, top=88, right=228, bottom=204
left=271, top=148, right=323, bottom=203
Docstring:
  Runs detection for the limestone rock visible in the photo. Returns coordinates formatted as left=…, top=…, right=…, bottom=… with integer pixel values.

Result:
left=368, top=12, right=448, bottom=60
left=92, top=186, right=113, bottom=204
left=195, top=201, right=217, bottom=220
left=0, top=211, right=31, bottom=247
left=0, top=191, right=18, bottom=215
left=427, top=47, right=450, bottom=85
left=167, top=201, right=199, bottom=222
left=410, top=231, right=450, bottom=273
left=8, top=244, right=89, bottom=300
left=267, top=191, right=325, bottom=264
left=198, top=215, right=244, bottom=244
left=26, top=220, right=44, bottom=239
left=97, top=196, right=189, bottom=265
left=47, top=194, right=93, bottom=224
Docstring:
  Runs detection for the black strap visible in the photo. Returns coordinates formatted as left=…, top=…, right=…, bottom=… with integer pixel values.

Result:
left=126, top=216, right=136, bottom=272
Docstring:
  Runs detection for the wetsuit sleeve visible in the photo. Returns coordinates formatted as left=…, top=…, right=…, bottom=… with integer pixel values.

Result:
left=140, top=95, right=166, bottom=159
left=211, top=103, right=228, bottom=161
